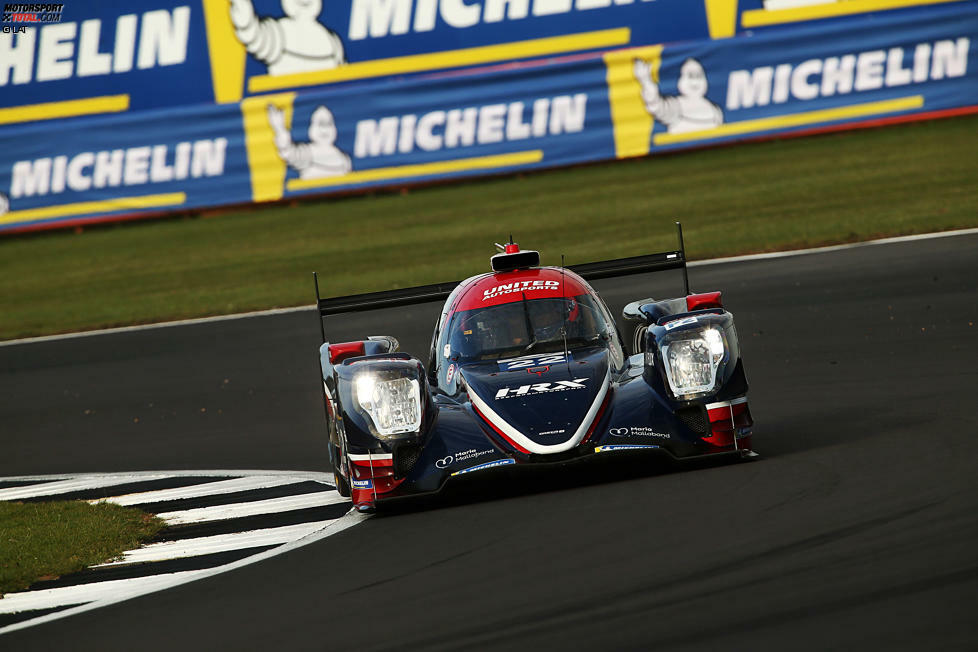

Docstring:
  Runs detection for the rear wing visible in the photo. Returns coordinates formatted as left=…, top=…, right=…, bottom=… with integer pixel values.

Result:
left=314, top=222, right=691, bottom=343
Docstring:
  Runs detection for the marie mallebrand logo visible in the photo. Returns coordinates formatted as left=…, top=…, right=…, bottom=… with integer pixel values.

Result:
left=2, top=3, right=64, bottom=32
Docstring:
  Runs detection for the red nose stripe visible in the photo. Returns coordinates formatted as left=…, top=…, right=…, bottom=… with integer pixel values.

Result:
left=471, top=402, right=532, bottom=454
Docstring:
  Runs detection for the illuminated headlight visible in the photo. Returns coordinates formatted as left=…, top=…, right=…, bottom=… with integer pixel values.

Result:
left=661, top=328, right=726, bottom=399
left=355, top=374, right=421, bottom=437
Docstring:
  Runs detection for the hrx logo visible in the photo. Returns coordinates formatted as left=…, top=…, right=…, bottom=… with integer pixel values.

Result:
left=495, top=379, right=587, bottom=400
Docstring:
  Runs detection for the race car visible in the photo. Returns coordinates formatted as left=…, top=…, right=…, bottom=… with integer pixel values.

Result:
left=315, top=224, right=755, bottom=511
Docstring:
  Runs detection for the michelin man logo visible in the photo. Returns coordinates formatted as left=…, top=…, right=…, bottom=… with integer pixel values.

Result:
left=230, top=0, right=346, bottom=75
left=268, top=104, right=352, bottom=179
left=633, top=58, right=723, bottom=134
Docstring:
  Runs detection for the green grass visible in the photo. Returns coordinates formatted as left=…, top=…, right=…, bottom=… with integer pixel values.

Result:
left=0, top=500, right=164, bottom=595
left=1, top=115, right=976, bottom=340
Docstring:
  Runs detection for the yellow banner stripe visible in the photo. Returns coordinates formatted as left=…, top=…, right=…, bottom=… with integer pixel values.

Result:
left=0, top=95, right=130, bottom=126
left=653, top=96, right=924, bottom=146
left=742, top=0, right=964, bottom=28
left=287, top=151, right=544, bottom=192
left=250, top=29, right=631, bottom=94
left=0, top=193, right=187, bottom=226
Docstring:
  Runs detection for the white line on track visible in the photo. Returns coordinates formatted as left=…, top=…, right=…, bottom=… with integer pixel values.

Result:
left=2, top=227, right=976, bottom=349
left=155, top=491, right=349, bottom=525
left=0, top=570, right=210, bottom=615
left=0, top=509, right=368, bottom=630
left=0, top=475, right=176, bottom=501
left=95, top=521, right=330, bottom=566
left=0, top=470, right=365, bottom=636
left=94, top=475, right=309, bottom=506
left=686, top=227, right=978, bottom=267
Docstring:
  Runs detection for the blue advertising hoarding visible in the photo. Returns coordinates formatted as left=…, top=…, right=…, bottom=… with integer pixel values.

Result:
left=605, top=0, right=978, bottom=158
left=0, top=2, right=215, bottom=114
left=0, top=0, right=975, bottom=233
left=0, top=0, right=721, bottom=119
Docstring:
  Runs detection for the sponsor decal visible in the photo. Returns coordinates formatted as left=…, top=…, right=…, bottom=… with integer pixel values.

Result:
left=0, top=5, right=189, bottom=84
left=538, top=429, right=566, bottom=436
left=9, top=139, right=228, bottom=199
left=351, top=478, right=373, bottom=489
left=725, top=39, right=970, bottom=111
left=451, top=458, right=515, bottom=476
left=446, top=363, right=456, bottom=384
left=355, top=96, right=587, bottom=159
left=482, top=280, right=561, bottom=301
left=495, top=378, right=587, bottom=400
left=230, top=0, right=345, bottom=76
left=609, top=427, right=669, bottom=438
left=594, top=444, right=658, bottom=452
left=664, top=316, right=699, bottom=331
left=443, top=344, right=451, bottom=358
left=268, top=104, right=351, bottom=180
left=634, top=57, right=723, bottom=135
left=347, top=0, right=652, bottom=41
left=497, top=352, right=569, bottom=371
left=436, top=448, right=494, bottom=469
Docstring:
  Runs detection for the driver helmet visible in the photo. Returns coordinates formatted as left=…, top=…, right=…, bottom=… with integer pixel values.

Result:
left=532, top=297, right=577, bottom=341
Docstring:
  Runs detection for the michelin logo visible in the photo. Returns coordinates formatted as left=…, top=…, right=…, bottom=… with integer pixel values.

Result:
left=348, top=0, right=657, bottom=40
left=264, top=93, right=584, bottom=179
left=230, top=0, right=345, bottom=75
left=726, top=38, right=969, bottom=110
left=268, top=104, right=352, bottom=179
left=451, top=458, right=515, bottom=476
left=354, top=94, right=587, bottom=157
left=633, top=58, right=723, bottom=134
left=0, top=6, right=190, bottom=86
left=595, top=444, right=658, bottom=452
left=9, top=138, right=228, bottom=199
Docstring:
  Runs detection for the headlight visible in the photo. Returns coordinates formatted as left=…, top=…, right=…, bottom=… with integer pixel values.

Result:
left=354, top=373, right=421, bottom=437
left=661, top=327, right=726, bottom=399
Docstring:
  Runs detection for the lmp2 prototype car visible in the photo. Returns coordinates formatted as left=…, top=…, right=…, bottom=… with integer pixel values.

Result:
left=315, top=225, right=755, bottom=511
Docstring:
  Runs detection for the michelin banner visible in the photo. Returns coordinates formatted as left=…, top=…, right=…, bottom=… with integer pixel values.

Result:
left=0, top=1, right=975, bottom=233
left=605, top=0, right=978, bottom=157
left=0, top=0, right=970, bottom=123
left=0, top=0, right=721, bottom=119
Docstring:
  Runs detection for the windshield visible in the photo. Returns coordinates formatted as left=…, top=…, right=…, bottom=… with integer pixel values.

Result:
left=447, top=294, right=613, bottom=362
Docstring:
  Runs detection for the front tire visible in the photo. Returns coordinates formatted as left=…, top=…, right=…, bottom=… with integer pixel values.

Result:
left=632, top=324, right=648, bottom=354
left=329, top=442, right=351, bottom=497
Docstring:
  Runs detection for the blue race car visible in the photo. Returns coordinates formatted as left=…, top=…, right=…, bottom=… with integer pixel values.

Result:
left=315, top=225, right=755, bottom=511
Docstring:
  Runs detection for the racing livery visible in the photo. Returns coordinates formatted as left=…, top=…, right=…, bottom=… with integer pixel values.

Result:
left=315, top=226, right=755, bottom=511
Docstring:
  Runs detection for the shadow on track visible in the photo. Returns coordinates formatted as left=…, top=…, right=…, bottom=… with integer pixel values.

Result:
left=373, top=451, right=750, bottom=517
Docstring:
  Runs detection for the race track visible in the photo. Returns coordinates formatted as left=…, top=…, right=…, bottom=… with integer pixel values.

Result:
left=2, top=233, right=977, bottom=650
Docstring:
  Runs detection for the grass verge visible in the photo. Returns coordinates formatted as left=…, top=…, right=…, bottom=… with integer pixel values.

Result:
left=1, top=114, right=976, bottom=340
left=0, top=500, right=164, bottom=596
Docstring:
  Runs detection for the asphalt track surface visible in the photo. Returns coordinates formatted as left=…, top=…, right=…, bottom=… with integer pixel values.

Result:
left=2, top=234, right=977, bottom=651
